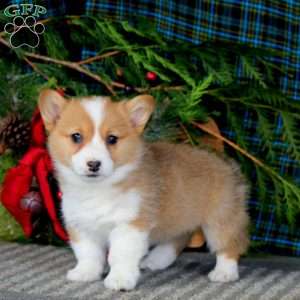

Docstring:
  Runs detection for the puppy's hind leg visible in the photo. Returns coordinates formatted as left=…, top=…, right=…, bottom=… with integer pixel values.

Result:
left=203, top=215, right=249, bottom=282
left=141, top=233, right=191, bottom=271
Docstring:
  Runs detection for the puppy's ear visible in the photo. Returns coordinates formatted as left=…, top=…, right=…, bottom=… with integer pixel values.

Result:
left=125, top=95, right=155, bottom=133
left=38, top=89, right=67, bottom=131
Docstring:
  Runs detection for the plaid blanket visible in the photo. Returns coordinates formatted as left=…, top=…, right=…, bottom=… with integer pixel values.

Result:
left=8, top=0, right=300, bottom=256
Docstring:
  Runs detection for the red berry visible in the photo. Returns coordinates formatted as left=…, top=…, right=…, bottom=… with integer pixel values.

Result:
left=146, top=71, right=157, bottom=81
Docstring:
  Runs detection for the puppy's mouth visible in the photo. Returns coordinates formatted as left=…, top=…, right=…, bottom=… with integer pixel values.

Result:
left=83, top=172, right=106, bottom=180
left=86, top=174, right=100, bottom=178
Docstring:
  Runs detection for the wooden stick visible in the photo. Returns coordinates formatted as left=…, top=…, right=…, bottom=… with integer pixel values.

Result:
left=24, top=52, right=116, bottom=95
left=193, top=121, right=264, bottom=168
left=136, top=85, right=184, bottom=93
left=0, top=36, right=116, bottom=95
left=0, top=35, right=183, bottom=95
left=77, top=50, right=121, bottom=65
left=179, top=123, right=195, bottom=145
left=23, top=57, right=49, bottom=80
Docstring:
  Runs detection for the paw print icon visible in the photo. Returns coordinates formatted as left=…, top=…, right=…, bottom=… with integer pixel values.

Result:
left=4, top=16, right=45, bottom=48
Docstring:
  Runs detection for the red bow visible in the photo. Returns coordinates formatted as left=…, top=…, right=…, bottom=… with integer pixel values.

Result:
left=1, top=110, right=68, bottom=241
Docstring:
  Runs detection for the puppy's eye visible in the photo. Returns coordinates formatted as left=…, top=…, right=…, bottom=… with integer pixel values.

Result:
left=71, top=133, right=83, bottom=144
left=106, top=135, right=118, bottom=145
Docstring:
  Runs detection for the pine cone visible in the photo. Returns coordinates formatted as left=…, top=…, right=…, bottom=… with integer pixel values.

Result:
left=0, top=113, right=31, bottom=154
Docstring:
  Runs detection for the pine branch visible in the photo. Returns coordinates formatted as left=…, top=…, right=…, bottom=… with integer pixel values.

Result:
left=147, top=49, right=195, bottom=86
left=25, top=52, right=116, bottom=95
left=190, top=75, right=214, bottom=102
left=240, top=56, right=267, bottom=88
left=0, top=15, right=299, bottom=227
left=255, top=164, right=268, bottom=203
left=225, top=104, right=248, bottom=151
left=281, top=112, right=300, bottom=163
left=0, top=35, right=184, bottom=95
left=256, top=109, right=277, bottom=163
left=0, top=35, right=116, bottom=95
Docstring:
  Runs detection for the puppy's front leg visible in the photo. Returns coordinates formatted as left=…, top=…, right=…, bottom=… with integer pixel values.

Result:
left=67, top=229, right=106, bottom=282
left=104, top=223, right=149, bottom=291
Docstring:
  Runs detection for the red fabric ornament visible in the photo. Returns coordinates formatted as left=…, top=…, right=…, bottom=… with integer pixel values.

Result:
left=146, top=71, right=157, bottom=81
left=1, top=107, right=68, bottom=241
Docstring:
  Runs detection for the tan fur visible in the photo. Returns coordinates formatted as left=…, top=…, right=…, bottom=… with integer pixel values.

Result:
left=120, top=142, right=249, bottom=259
left=100, top=100, right=143, bottom=167
left=39, top=89, right=249, bottom=263
left=38, top=90, right=67, bottom=132
left=47, top=100, right=97, bottom=167
left=97, top=95, right=249, bottom=259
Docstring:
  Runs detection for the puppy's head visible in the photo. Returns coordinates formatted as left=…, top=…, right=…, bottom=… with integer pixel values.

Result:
left=38, top=89, right=155, bottom=181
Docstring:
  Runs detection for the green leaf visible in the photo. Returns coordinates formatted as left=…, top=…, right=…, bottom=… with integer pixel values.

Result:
left=281, top=112, right=300, bottom=163
left=240, top=56, right=267, bottom=88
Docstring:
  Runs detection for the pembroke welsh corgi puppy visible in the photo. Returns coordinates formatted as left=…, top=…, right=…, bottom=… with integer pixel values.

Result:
left=38, top=89, right=249, bottom=291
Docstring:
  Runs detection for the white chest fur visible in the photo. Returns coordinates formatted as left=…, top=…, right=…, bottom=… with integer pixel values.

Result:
left=61, top=180, right=141, bottom=234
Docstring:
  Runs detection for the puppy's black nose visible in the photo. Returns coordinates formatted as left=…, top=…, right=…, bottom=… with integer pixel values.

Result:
left=87, top=160, right=101, bottom=172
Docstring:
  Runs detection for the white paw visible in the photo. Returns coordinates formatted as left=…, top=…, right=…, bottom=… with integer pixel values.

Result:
left=141, top=244, right=177, bottom=271
left=208, top=254, right=239, bottom=282
left=67, top=265, right=101, bottom=282
left=208, top=267, right=239, bottom=282
left=104, top=266, right=139, bottom=291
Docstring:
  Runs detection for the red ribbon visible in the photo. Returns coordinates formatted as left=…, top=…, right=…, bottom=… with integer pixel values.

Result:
left=1, top=110, right=68, bottom=241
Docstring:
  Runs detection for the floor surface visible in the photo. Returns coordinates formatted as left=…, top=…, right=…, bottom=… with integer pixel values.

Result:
left=0, top=242, right=299, bottom=300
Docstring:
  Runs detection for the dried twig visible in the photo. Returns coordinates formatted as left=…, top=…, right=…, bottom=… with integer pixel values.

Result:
left=24, top=57, right=49, bottom=80
left=136, top=85, right=184, bottom=93
left=0, top=36, right=10, bottom=47
left=25, top=52, right=116, bottom=95
left=0, top=35, right=183, bottom=96
left=179, top=123, right=195, bottom=145
left=0, top=35, right=116, bottom=95
left=193, top=121, right=264, bottom=167
left=77, top=50, right=121, bottom=65
left=193, top=120, right=299, bottom=200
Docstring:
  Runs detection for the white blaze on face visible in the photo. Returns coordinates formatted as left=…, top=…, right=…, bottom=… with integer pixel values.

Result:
left=71, top=98, right=114, bottom=178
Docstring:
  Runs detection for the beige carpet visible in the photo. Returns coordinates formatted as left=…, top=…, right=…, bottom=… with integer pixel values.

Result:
left=0, top=242, right=300, bottom=300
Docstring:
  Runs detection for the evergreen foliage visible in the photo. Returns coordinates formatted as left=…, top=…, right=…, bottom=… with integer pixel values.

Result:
left=0, top=152, right=23, bottom=241
left=0, top=15, right=299, bottom=237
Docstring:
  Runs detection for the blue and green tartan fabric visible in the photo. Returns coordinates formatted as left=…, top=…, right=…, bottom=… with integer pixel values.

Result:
left=85, top=0, right=300, bottom=101
left=9, top=0, right=300, bottom=256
